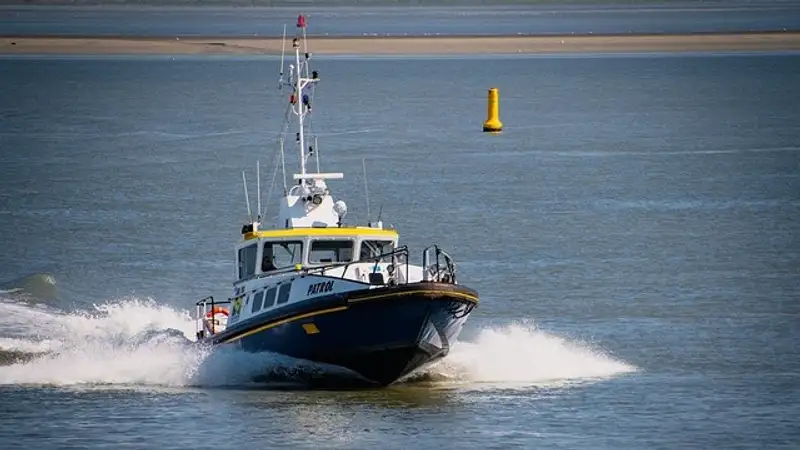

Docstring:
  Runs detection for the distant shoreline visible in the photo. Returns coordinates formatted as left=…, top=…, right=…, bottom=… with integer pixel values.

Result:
left=2, top=32, right=800, bottom=55
left=0, top=1, right=676, bottom=7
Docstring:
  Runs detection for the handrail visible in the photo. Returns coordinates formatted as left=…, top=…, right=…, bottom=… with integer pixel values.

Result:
left=194, top=295, right=232, bottom=340
left=226, top=244, right=455, bottom=299
left=305, top=245, right=410, bottom=284
left=231, top=246, right=410, bottom=284
left=234, top=242, right=464, bottom=288
left=194, top=295, right=231, bottom=307
left=422, top=245, right=457, bottom=284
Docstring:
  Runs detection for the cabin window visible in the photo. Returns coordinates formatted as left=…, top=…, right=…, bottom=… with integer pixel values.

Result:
left=360, top=240, right=395, bottom=261
left=277, top=284, right=291, bottom=305
left=251, top=291, right=265, bottom=314
left=263, top=287, right=277, bottom=308
left=262, top=241, right=303, bottom=272
left=238, top=244, right=258, bottom=279
left=309, top=240, right=354, bottom=264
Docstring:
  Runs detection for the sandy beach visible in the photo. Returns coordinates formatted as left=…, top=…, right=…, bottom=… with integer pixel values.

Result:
left=2, top=32, right=800, bottom=55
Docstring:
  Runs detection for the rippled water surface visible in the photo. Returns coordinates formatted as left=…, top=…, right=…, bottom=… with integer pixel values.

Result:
left=1, top=51, right=798, bottom=449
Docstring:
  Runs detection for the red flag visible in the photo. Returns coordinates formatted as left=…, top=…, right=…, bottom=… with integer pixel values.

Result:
left=297, top=15, right=306, bottom=28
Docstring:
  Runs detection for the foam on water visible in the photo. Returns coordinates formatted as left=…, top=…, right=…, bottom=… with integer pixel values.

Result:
left=0, top=297, right=202, bottom=386
left=0, top=337, right=61, bottom=354
left=425, top=322, right=636, bottom=388
left=0, top=296, right=354, bottom=387
left=0, top=296, right=635, bottom=388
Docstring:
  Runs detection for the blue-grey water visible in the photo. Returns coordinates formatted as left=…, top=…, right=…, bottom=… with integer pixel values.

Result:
left=1, top=46, right=799, bottom=450
left=2, top=2, right=800, bottom=37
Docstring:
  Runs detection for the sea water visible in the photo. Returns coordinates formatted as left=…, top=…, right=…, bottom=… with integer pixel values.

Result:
left=1, top=52, right=798, bottom=449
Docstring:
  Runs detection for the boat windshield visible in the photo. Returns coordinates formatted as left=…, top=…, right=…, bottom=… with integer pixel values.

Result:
left=262, top=240, right=303, bottom=272
left=309, top=240, right=354, bottom=264
left=360, top=240, right=395, bottom=262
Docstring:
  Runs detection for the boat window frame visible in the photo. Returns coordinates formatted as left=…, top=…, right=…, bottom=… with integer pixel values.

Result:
left=359, top=239, right=396, bottom=262
left=263, top=286, right=277, bottom=309
left=276, top=283, right=292, bottom=305
left=237, top=243, right=259, bottom=280
left=307, top=238, right=356, bottom=265
left=261, top=239, right=304, bottom=272
left=251, top=290, right=265, bottom=314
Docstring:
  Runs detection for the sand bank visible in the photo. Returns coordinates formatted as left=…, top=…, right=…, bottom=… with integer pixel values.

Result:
left=2, top=33, right=800, bottom=55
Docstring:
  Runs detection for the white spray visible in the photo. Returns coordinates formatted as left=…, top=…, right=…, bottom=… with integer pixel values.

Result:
left=0, top=297, right=635, bottom=388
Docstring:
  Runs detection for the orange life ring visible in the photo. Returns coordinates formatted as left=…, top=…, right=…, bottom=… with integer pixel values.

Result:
left=205, top=307, right=229, bottom=318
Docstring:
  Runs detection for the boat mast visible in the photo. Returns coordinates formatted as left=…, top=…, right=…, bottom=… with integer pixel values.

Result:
left=293, top=36, right=307, bottom=185
left=277, top=14, right=319, bottom=194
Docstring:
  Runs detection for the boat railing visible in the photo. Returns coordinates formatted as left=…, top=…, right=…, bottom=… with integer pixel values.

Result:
left=304, top=244, right=458, bottom=285
left=266, top=244, right=459, bottom=285
left=306, top=245, right=411, bottom=285
left=231, top=247, right=411, bottom=284
left=422, top=245, right=457, bottom=284
left=194, top=295, right=231, bottom=340
left=231, top=244, right=459, bottom=289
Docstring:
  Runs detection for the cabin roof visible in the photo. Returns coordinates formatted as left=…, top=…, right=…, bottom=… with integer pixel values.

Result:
left=243, top=227, right=398, bottom=241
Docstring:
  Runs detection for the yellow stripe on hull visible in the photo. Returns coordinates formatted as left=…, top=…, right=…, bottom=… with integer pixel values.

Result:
left=220, top=306, right=347, bottom=344
left=218, top=288, right=476, bottom=345
left=348, top=289, right=479, bottom=305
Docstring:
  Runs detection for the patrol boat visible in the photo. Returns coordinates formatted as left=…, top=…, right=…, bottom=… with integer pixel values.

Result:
left=193, top=15, right=478, bottom=387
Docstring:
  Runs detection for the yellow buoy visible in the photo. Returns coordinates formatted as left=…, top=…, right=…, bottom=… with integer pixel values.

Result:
left=482, top=87, right=503, bottom=133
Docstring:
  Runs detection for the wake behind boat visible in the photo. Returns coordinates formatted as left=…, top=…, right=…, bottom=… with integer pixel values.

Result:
left=193, top=15, right=478, bottom=387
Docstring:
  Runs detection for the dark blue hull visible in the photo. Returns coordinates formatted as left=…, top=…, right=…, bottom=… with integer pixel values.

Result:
left=206, top=282, right=478, bottom=386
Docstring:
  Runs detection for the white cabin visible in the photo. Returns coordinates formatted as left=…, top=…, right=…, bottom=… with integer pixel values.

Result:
left=233, top=226, right=401, bottom=283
